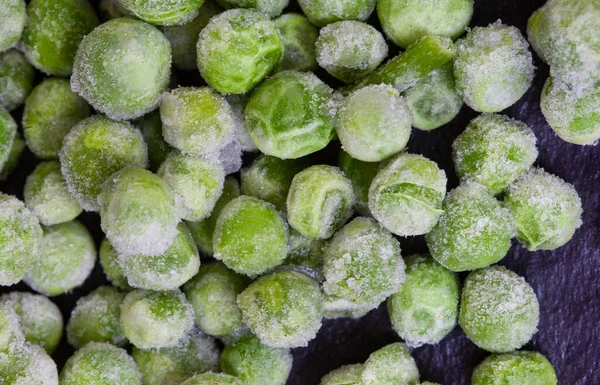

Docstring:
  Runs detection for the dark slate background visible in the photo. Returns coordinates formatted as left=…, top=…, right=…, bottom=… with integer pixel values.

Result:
left=1, top=0, right=598, bottom=384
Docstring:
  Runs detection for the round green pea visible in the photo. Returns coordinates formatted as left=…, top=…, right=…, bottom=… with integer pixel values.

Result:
left=197, top=9, right=283, bottom=94
left=459, top=266, right=540, bottom=353
left=337, top=150, right=379, bottom=216
left=505, top=168, right=582, bottom=251
left=245, top=71, right=336, bottom=159
left=298, top=0, right=376, bottom=27
left=3, top=342, right=59, bottom=385
left=137, top=111, right=172, bottom=172
left=0, top=135, right=25, bottom=181
left=452, top=113, right=538, bottom=194
left=274, top=13, right=318, bottom=73
left=221, top=335, right=293, bottom=385
left=120, top=0, right=204, bottom=26
left=0, top=302, right=24, bottom=354
left=0, top=107, right=16, bottom=173
left=361, top=343, right=420, bottom=385
left=24, top=220, right=96, bottom=296
left=472, top=351, right=557, bottom=385
left=216, top=0, right=288, bottom=17
left=0, top=0, right=26, bottom=52
left=182, top=372, right=242, bottom=385
left=23, top=78, right=92, bottom=159
left=425, top=182, right=514, bottom=272
left=320, top=364, right=364, bottom=385
left=59, top=115, right=149, bottom=212
left=66, top=286, right=127, bottom=349
left=213, top=196, right=288, bottom=277
left=71, top=18, right=171, bottom=121
left=22, top=0, right=99, bottom=76
left=0, top=49, right=34, bottom=112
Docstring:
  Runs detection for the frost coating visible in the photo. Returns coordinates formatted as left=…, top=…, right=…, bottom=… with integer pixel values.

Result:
left=0, top=194, right=42, bottom=286
left=23, top=78, right=92, bottom=159
left=378, top=0, right=473, bottom=48
left=338, top=150, right=379, bottom=216
left=3, top=342, right=59, bottom=385
left=369, top=153, right=447, bottom=236
left=24, top=220, right=96, bottom=296
left=387, top=255, right=459, bottom=347
left=213, top=196, right=288, bottom=277
left=505, top=168, right=583, bottom=251
left=298, top=0, right=376, bottom=27
left=0, top=0, right=26, bottom=52
left=120, top=0, right=204, bottom=26
left=320, top=364, right=364, bottom=385
left=323, top=217, right=406, bottom=313
left=71, top=18, right=171, bottom=121
left=454, top=21, right=535, bottom=113
left=316, top=21, right=388, bottom=84
left=99, top=167, right=179, bottom=257
left=0, top=107, right=16, bottom=174
left=238, top=270, right=323, bottom=348
left=99, top=238, right=131, bottom=291
left=472, top=351, right=557, bottom=385
left=540, top=77, right=600, bottom=145
left=225, top=94, right=257, bottom=152
left=119, top=223, right=200, bottom=291
left=182, top=372, right=242, bottom=385
left=22, top=0, right=99, bottom=76
left=337, top=85, right=411, bottom=162
left=361, top=343, right=420, bottom=385
left=59, top=115, right=149, bottom=212
left=216, top=0, right=289, bottom=17
left=24, top=161, right=83, bottom=226
left=161, top=88, right=235, bottom=157
left=197, top=9, right=283, bottom=94
left=274, top=13, right=318, bottom=73
left=221, top=335, right=293, bottom=385
left=0, top=292, right=63, bottom=354
left=245, top=71, right=336, bottom=159
left=66, top=286, right=127, bottom=349
left=459, top=266, right=540, bottom=353
left=452, top=114, right=538, bottom=194
left=59, top=342, right=142, bottom=385
left=425, top=182, right=514, bottom=272
left=132, top=328, right=220, bottom=385
left=121, top=289, right=194, bottom=349
left=0, top=49, right=35, bottom=112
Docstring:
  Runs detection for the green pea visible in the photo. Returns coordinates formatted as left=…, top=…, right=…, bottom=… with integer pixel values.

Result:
left=0, top=0, right=26, bottom=52
left=286, top=228, right=326, bottom=269
left=120, top=0, right=204, bottom=26
left=320, top=364, right=364, bottom=385
left=274, top=13, right=318, bottom=73
left=137, top=111, right=172, bottom=172
left=0, top=107, right=16, bottom=174
left=298, top=0, right=376, bottom=27
left=0, top=49, right=34, bottom=112
left=182, top=372, right=242, bottom=385
left=337, top=150, right=379, bottom=216
left=3, top=342, right=59, bottom=385
left=99, top=238, right=131, bottom=291
left=472, top=351, right=557, bottom=385
left=361, top=343, right=420, bottom=385
left=0, top=302, right=24, bottom=352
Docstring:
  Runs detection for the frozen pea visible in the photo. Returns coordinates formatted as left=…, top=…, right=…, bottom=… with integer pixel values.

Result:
left=120, top=0, right=204, bottom=26
left=137, top=111, right=172, bottom=172
left=24, top=220, right=96, bottom=296
left=378, top=0, right=473, bottom=49
left=22, top=0, right=99, bottom=76
left=245, top=71, right=336, bottom=159
left=24, top=161, right=83, bottom=226
left=238, top=270, right=323, bottom=348
left=528, top=0, right=600, bottom=92
left=119, top=223, right=200, bottom=291
left=71, top=18, right=171, bottom=121
left=161, top=87, right=235, bottom=157
left=241, top=155, right=308, bottom=211
left=121, top=289, right=194, bottom=349
left=472, top=351, right=557, bottom=385
left=459, top=266, right=539, bottom=353
left=98, top=0, right=130, bottom=20
left=369, top=153, right=447, bottom=236
left=3, top=342, right=59, bottom=385
left=316, top=21, right=388, bottom=84
left=221, top=335, right=293, bottom=385
left=0, top=135, right=25, bottom=181
left=274, top=13, right=318, bottom=73
left=132, top=329, right=220, bottom=385
left=183, top=261, right=249, bottom=338
left=0, top=292, right=63, bottom=354
left=453, top=21, right=535, bottom=113
left=66, top=286, right=127, bottom=349
left=0, top=302, right=24, bottom=354
left=425, top=182, right=513, bottom=272
left=0, top=194, right=42, bottom=286
left=59, top=342, right=142, bottom=385
left=298, top=0, right=375, bottom=27
left=197, top=9, right=283, bottom=94
left=0, top=107, right=16, bottom=173
left=0, top=0, right=26, bottom=52
left=99, top=167, right=179, bottom=257
left=0, top=49, right=34, bottom=111
left=59, top=115, right=149, bottom=212
left=99, top=238, right=131, bottom=291
left=452, top=114, right=538, bottom=194
left=23, top=78, right=92, bottom=159
left=213, top=196, right=288, bottom=276
left=320, top=364, right=364, bottom=385
left=403, top=63, right=463, bottom=131
left=187, top=176, right=240, bottom=256
left=337, top=150, right=379, bottom=216
left=540, top=76, right=600, bottom=145
left=182, top=373, right=242, bottom=385
left=505, top=168, right=582, bottom=251
left=323, top=217, right=405, bottom=314
left=287, top=165, right=354, bottom=239
left=216, top=0, right=288, bottom=17
left=337, top=85, right=412, bottom=162
left=286, top=229, right=326, bottom=269
left=361, top=343, right=420, bottom=385
left=387, top=255, right=459, bottom=347
left=161, top=0, right=223, bottom=71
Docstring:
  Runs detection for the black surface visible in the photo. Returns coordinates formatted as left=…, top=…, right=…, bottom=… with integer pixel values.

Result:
left=1, top=0, right=599, bottom=384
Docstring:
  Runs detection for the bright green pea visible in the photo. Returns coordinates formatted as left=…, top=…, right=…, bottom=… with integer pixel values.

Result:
left=320, top=364, right=364, bottom=385
left=120, top=0, right=204, bottom=26
left=0, top=49, right=34, bottom=112
left=472, top=351, right=557, bottom=385
left=274, top=13, right=318, bottom=73
left=298, top=0, right=376, bottom=27
left=0, top=0, right=26, bottom=52
left=361, top=343, right=420, bottom=385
